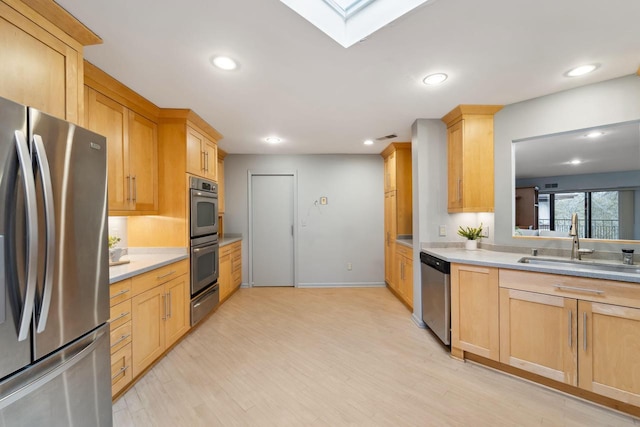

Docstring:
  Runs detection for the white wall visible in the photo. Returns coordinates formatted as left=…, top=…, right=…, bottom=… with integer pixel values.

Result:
left=224, top=154, right=384, bottom=287
left=494, top=74, right=640, bottom=251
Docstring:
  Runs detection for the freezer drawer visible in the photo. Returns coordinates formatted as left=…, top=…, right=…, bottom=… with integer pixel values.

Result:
left=0, top=323, right=112, bottom=427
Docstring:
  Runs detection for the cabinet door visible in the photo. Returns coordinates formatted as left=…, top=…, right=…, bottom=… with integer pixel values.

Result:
left=451, top=264, right=499, bottom=361
left=218, top=157, right=225, bottom=213
left=85, top=89, right=130, bottom=211
left=500, top=288, right=577, bottom=385
left=219, top=251, right=232, bottom=300
left=402, top=257, right=413, bottom=306
left=447, top=121, right=463, bottom=211
left=579, top=301, right=640, bottom=406
left=384, top=192, right=397, bottom=286
left=0, top=3, right=80, bottom=123
left=128, top=111, right=158, bottom=212
left=186, top=127, right=205, bottom=177
left=131, top=286, right=165, bottom=377
left=203, top=138, right=217, bottom=181
left=386, top=151, right=396, bottom=192
left=392, top=251, right=403, bottom=293
left=164, top=275, right=189, bottom=349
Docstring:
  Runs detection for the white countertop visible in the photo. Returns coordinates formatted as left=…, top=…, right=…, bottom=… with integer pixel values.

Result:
left=109, top=248, right=188, bottom=284
left=220, top=234, right=242, bottom=247
left=421, top=247, right=640, bottom=284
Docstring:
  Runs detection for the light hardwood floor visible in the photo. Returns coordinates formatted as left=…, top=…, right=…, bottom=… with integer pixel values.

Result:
left=113, top=287, right=639, bottom=426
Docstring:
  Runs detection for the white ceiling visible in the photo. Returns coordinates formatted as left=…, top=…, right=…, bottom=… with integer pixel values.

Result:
left=56, top=0, right=640, bottom=154
left=515, top=121, right=640, bottom=179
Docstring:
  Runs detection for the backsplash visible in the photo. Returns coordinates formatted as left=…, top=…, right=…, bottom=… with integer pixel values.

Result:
left=108, top=217, right=128, bottom=248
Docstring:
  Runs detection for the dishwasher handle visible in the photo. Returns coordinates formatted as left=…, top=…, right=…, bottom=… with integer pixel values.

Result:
left=420, top=252, right=451, bottom=274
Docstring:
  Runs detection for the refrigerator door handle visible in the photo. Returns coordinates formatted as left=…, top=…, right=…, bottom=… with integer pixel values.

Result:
left=14, top=130, right=38, bottom=342
left=33, top=135, right=55, bottom=333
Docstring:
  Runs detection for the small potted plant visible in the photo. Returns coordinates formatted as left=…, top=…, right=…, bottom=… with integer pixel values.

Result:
left=457, top=223, right=483, bottom=250
left=108, top=235, right=123, bottom=262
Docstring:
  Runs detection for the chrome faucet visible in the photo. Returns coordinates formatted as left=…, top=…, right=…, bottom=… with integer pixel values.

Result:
left=569, top=213, right=594, bottom=260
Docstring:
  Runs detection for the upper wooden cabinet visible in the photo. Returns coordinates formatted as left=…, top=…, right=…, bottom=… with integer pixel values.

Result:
left=187, top=126, right=218, bottom=181
left=442, top=105, right=502, bottom=213
left=381, top=143, right=412, bottom=235
left=218, top=149, right=227, bottom=214
left=0, top=0, right=101, bottom=124
left=85, top=84, right=158, bottom=215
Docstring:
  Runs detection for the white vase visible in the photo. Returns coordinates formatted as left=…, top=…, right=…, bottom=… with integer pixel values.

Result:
left=465, top=240, right=478, bottom=250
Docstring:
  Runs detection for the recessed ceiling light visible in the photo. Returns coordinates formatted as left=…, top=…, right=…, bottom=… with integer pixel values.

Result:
left=569, top=159, right=582, bottom=165
left=423, top=73, right=448, bottom=85
left=363, top=139, right=374, bottom=145
left=264, top=136, right=282, bottom=144
left=565, top=64, right=598, bottom=77
left=585, top=131, right=605, bottom=138
left=211, top=56, right=238, bottom=71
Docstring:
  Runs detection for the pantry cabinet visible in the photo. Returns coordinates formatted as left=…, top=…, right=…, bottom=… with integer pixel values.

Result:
left=381, top=143, right=412, bottom=308
left=441, top=105, right=502, bottom=213
left=84, top=65, right=159, bottom=215
left=0, top=0, right=101, bottom=125
left=451, top=263, right=500, bottom=361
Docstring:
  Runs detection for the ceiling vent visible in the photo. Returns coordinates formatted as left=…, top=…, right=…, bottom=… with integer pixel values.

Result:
left=375, top=133, right=397, bottom=141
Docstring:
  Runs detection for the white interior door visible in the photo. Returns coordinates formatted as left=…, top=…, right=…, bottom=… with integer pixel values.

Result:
left=251, top=174, right=294, bottom=287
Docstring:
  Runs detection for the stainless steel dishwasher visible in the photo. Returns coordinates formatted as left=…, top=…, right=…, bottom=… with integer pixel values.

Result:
left=420, top=252, right=451, bottom=345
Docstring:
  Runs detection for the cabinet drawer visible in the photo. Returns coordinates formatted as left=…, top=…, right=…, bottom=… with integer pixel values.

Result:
left=395, top=245, right=412, bottom=258
left=220, top=244, right=233, bottom=257
left=110, top=321, right=132, bottom=355
left=499, top=269, right=640, bottom=309
left=131, top=259, right=188, bottom=296
left=110, top=279, right=132, bottom=307
left=109, top=299, right=132, bottom=330
left=111, top=343, right=132, bottom=397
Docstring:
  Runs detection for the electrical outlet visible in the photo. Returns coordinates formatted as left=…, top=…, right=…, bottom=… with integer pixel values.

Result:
left=347, top=262, right=352, bottom=271
left=439, top=225, right=446, bottom=237
left=481, top=226, right=489, bottom=238
left=320, top=196, right=328, bottom=205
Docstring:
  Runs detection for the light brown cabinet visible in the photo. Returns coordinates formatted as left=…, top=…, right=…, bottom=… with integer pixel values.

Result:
left=393, top=244, right=413, bottom=307
left=131, top=261, right=189, bottom=378
left=451, top=263, right=500, bottom=361
left=85, top=77, right=158, bottom=215
left=187, top=126, right=218, bottom=181
left=498, top=269, right=640, bottom=407
left=0, top=0, right=100, bottom=125
left=109, top=279, right=133, bottom=398
left=219, top=241, right=242, bottom=301
left=381, top=143, right=412, bottom=308
left=442, top=105, right=502, bottom=213
left=218, top=149, right=227, bottom=214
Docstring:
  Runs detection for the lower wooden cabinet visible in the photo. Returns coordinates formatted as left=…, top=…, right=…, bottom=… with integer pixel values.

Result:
left=109, top=259, right=189, bottom=399
left=499, top=288, right=577, bottom=385
left=220, top=241, right=242, bottom=301
left=494, top=268, right=640, bottom=409
left=131, top=273, right=189, bottom=377
left=451, top=264, right=499, bottom=361
left=393, top=245, right=413, bottom=307
left=578, top=301, right=640, bottom=406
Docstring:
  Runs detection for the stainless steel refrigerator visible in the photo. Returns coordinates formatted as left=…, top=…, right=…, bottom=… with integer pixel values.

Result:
left=0, top=96, right=112, bottom=426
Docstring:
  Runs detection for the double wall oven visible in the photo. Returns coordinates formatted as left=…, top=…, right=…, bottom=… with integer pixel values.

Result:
left=189, top=177, right=220, bottom=326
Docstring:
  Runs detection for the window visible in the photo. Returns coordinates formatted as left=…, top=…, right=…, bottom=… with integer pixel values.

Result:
left=543, top=191, right=619, bottom=239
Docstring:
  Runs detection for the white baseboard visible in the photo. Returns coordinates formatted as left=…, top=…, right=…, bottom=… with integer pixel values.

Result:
left=240, top=282, right=250, bottom=288
left=411, top=313, right=426, bottom=328
left=296, top=282, right=386, bottom=288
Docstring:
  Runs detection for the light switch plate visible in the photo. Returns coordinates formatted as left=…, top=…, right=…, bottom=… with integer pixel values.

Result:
left=481, top=226, right=489, bottom=238
left=438, top=225, right=446, bottom=237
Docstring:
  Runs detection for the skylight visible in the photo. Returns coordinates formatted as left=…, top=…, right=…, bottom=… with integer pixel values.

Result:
left=281, top=0, right=430, bottom=48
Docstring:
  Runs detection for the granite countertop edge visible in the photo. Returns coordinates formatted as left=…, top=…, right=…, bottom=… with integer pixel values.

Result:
left=421, top=247, right=640, bottom=284
left=109, top=249, right=188, bottom=284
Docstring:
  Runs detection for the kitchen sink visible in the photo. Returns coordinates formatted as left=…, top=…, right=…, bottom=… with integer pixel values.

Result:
left=517, top=257, right=640, bottom=274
